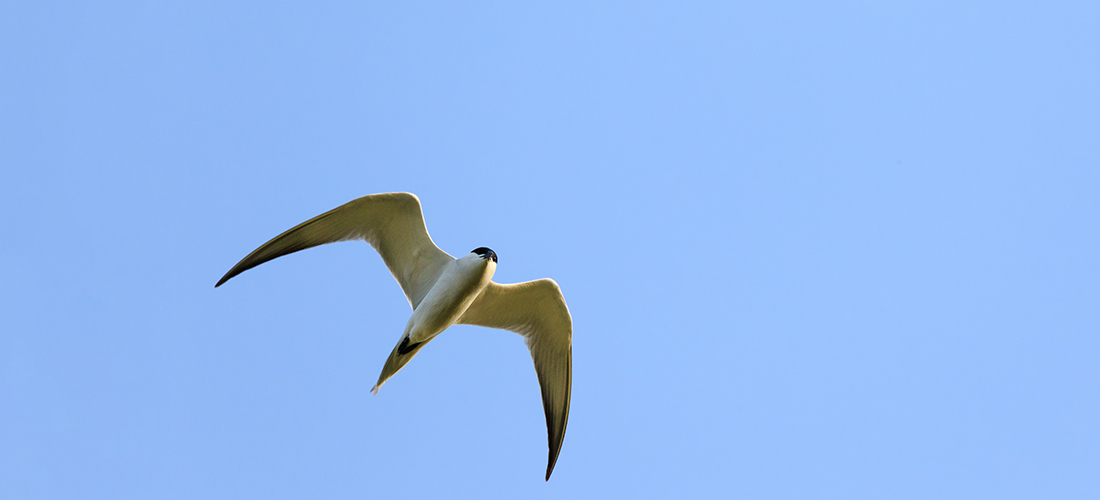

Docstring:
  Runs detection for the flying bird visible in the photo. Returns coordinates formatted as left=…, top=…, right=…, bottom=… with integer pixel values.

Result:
left=215, top=192, right=572, bottom=480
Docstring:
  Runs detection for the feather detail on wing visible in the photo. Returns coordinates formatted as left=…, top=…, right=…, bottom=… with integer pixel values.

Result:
left=215, top=192, right=453, bottom=310
left=458, top=279, right=572, bottom=481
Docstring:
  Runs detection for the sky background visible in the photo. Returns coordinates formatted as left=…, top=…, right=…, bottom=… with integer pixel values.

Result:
left=2, top=1, right=1098, bottom=498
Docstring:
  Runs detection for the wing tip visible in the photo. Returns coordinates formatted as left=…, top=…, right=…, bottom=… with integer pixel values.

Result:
left=544, top=433, right=564, bottom=481
left=214, top=270, right=236, bottom=288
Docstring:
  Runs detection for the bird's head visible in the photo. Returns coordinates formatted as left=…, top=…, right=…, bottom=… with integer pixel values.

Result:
left=471, top=247, right=497, bottom=264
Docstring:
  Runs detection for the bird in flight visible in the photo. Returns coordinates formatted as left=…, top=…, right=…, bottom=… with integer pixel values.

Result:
left=215, top=192, right=572, bottom=480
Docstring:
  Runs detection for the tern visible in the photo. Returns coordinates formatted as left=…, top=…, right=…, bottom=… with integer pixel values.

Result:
left=215, top=192, right=572, bottom=480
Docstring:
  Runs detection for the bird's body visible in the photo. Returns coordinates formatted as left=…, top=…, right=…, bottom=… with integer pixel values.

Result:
left=403, top=251, right=495, bottom=348
left=215, top=193, right=571, bottom=480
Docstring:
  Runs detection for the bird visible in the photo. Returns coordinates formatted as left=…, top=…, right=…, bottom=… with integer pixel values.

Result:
left=215, top=192, right=572, bottom=481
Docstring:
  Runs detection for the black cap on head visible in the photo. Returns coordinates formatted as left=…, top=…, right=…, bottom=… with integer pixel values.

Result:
left=471, top=247, right=497, bottom=263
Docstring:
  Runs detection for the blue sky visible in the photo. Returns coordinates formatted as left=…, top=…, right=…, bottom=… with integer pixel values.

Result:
left=2, top=1, right=1098, bottom=498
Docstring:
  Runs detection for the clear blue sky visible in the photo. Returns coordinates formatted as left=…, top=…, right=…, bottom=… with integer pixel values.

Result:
left=2, top=1, right=1097, bottom=498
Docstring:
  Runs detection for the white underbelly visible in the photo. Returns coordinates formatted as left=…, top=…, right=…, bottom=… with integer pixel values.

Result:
left=406, top=258, right=492, bottom=341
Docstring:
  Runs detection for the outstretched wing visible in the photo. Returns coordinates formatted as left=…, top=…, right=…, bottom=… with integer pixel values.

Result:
left=457, top=279, right=572, bottom=481
left=215, top=192, right=453, bottom=310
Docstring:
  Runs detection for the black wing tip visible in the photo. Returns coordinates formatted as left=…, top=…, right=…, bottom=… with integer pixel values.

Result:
left=215, top=261, right=256, bottom=288
left=544, top=436, right=564, bottom=480
left=214, top=270, right=236, bottom=288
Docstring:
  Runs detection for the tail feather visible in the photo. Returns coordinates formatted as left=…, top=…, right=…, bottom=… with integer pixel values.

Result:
left=371, top=338, right=428, bottom=395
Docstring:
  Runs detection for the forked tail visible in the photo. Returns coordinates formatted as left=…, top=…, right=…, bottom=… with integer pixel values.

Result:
left=371, top=336, right=429, bottom=394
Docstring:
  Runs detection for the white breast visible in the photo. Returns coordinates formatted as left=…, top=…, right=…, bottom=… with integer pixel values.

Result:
left=405, top=255, right=496, bottom=342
